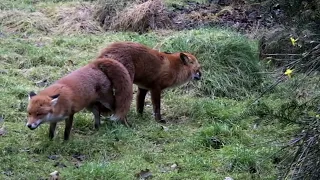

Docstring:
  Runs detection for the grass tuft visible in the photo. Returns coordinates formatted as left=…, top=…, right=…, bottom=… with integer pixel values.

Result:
left=161, top=28, right=262, bottom=99
left=0, top=10, right=53, bottom=34
left=110, top=0, right=172, bottom=33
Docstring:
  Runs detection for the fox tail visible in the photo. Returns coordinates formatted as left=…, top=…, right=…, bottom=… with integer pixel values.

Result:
left=93, top=57, right=133, bottom=124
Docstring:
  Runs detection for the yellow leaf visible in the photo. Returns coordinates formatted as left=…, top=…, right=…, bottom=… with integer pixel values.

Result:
left=290, top=37, right=298, bottom=46
left=284, top=69, right=293, bottom=78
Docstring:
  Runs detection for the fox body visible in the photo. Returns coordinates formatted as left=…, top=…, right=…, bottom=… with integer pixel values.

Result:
left=26, top=57, right=133, bottom=140
left=98, top=42, right=202, bottom=122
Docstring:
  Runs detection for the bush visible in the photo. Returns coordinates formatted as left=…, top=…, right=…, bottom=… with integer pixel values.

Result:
left=162, top=28, right=262, bottom=99
left=94, top=0, right=172, bottom=33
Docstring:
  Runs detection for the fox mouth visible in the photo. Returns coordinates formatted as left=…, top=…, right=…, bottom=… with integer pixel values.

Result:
left=27, top=125, right=37, bottom=130
left=194, top=76, right=201, bottom=80
left=26, top=120, right=42, bottom=130
left=193, top=72, right=201, bottom=80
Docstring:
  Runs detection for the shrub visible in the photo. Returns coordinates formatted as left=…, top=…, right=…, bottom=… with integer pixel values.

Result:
left=162, top=28, right=262, bottom=99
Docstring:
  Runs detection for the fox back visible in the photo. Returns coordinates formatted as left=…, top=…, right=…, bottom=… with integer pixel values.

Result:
left=98, top=41, right=202, bottom=89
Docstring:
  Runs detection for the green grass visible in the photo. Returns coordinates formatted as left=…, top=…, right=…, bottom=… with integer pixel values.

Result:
left=160, top=29, right=263, bottom=99
left=0, top=0, right=301, bottom=179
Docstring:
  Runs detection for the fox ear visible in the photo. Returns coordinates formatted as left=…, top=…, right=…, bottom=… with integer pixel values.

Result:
left=50, top=94, right=60, bottom=106
left=28, top=91, right=37, bottom=100
left=180, top=53, right=189, bottom=65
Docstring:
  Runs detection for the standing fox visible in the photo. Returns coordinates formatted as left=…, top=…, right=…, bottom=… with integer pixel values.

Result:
left=26, top=57, right=133, bottom=140
left=97, top=42, right=202, bottom=123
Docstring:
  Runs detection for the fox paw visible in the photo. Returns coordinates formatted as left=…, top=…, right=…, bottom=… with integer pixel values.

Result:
left=158, top=119, right=166, bottom=124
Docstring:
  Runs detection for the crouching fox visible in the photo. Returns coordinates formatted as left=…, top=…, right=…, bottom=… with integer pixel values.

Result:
left=26, top=57, right=133, bottom=140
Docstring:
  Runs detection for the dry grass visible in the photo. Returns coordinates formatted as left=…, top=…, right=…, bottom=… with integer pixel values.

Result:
left=45, top=2, right=103, bottom=35
left=0, top=10, right=53, bottom=34
left=0, top=2, right=102, bottom=35
left=93, top=0, right=138, bottom=30
left=112, top=0, right=172, bottom=33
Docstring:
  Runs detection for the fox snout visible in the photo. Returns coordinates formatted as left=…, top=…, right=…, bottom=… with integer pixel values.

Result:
left=26, top=120, right=42, bottom=130
left=193, top=71, right=201, bottom=80
left=26, top=123, right=36, bottom=130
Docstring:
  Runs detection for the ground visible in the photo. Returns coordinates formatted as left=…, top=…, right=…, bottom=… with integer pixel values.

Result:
left=0, top=0, right=300, bottom=179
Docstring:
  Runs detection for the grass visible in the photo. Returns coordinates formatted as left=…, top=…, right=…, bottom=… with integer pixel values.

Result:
left=0, top=0, right=302, bottom=179
left=160, top=29, right=263, bottom=99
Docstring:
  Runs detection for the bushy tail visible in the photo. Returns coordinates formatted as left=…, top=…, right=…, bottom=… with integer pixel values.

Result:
left=93, top=57, right=133, bottom=123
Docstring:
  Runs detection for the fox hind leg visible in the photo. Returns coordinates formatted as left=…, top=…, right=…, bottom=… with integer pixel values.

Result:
left=87, top=103, right=102, bottom=129
left=92, top=105, right=101, bottom=129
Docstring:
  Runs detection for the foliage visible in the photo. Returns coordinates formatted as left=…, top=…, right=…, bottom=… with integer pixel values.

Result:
left=161, top=28, right=262, bottom=99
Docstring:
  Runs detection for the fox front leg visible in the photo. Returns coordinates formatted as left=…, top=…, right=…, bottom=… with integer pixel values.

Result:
left=150, top=88, right=166, bottom=123
left=136, top=88, right=148, bottom=114
left=64, top=114, right=74, bottom=141
left=48, top=122, right=57, bottom=140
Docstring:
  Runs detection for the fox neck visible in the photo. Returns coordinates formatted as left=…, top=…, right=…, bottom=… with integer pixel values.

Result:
left=172, top=62, right=192, bottom=87
left=44, top=113, right=68, bottom=123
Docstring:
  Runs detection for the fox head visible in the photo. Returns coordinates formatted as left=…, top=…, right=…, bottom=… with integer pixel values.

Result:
left=26, top=91, right=61, bottom=130
left=179, top=53, right=202, bottom=81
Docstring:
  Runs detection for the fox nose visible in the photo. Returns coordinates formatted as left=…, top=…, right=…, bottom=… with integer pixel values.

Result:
left=194, top=71, right=201, bottom=80
left=27, top=124, right=32, bottom=129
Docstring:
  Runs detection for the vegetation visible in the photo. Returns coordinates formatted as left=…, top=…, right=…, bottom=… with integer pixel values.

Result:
left=0, top=0, right=319, bottom=179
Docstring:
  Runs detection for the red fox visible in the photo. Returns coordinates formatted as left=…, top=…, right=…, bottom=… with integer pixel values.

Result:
left=97, top=42, right=202, bottom=123
left=26, top=57, right=133, bottom=140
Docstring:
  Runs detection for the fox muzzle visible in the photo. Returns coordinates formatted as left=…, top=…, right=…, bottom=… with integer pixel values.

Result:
left=193, top=71, right=201, bottom=80
left=26, top=120, right=42, bottom=130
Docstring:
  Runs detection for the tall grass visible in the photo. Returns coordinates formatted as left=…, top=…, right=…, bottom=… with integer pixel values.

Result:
left=162, top=28, right=262, bottom=99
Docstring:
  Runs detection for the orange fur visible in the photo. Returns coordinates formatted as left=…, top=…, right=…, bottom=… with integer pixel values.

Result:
left=97, top=41, right=202, bottom=122
left=26, top=57, right=132, bottom=140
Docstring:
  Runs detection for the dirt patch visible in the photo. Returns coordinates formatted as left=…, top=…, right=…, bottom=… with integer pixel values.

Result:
left=93, top=0, right=285, bottom=34
left=169, top=1, right=280, bottom=33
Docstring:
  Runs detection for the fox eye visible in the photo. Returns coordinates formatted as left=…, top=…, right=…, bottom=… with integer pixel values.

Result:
left=28, top=112, right=31, bottom=115
left=36, top=113, right=42, bottom=116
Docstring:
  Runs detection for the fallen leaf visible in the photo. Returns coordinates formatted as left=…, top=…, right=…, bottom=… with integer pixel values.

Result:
left=249, top=166, right=257, bottom=174
left=35, top=79, right=48, bottom=87
left=0, top=69, right=8, bottom=74
left=48, top=155, right=59, bottom=160
left=53, top=162, right=67, bottom=168
left=170, top=163, right=178, bottom=170
left=135, top=169, right=153, bottom=180
left=49, top=170, right=59, bottom=180
left=2, top=168, right=13, bottom=176
left=66, top=60, right=74, bottom=66
left=160, top=125, right=169, bottom=131
left=73, top=161, right=82, bottom=168
left=224, top=177, right=234, bottom=180
left=72, top=154, right=86, bottom=161
left=208, top=136, right=224, bottom=149
left=0, top=127, right=6, bottom=136
left=159, top=163, right=179, bottom=173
